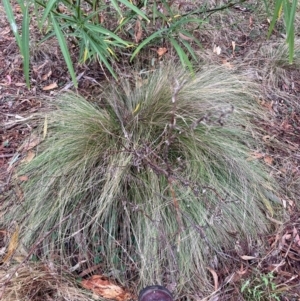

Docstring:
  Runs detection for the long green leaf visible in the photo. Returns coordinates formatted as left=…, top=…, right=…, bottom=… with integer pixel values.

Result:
left=84, top=23, right=130, bottom=46
left=41, top=0, right=58, bottom=25
left=267, top=0, right=283, bottom=38
left=110, top=0, right=123, bottom=18
left=286, top=0, right=297, bottom=40
left=83, top=32, right=117, bottom=78
left=130, top=28, right=168, bottom=61
left=118, top=0, right=149, bottom=22
left=180, top=39, right=197, bottom=62
left=22, top=4, right=30, bottom=88
left=2, top=0, right=22, bottom=50
left=169, top=36, right=193, bottom=73
left=51, top=13, right=77, bottom=87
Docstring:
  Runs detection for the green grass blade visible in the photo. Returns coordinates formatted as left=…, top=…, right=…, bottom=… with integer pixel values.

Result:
left=161, top=0, right=173, bottom=17
left=267, top=0, right=283, bottom=38
left=2, top=0, right=22, bottom=49
left=180, top=39, right=197, bottom=62
left=22, top=4, right=30, bottom=88
left=118, top=0, right=149, bottom=21
left=16, top=0, right=25, bottom=11
left=179, top=29, right=203, bottom=48
left=285, top=0, right=297, bottom=40
left=281, top=0, right=296, bottom=63
left=110, top=0, right=123, bottom=18
left=169, top=36, right=193, bottom=73
left=84, top=23, right=130, bottom=46
left=83, top=32, right=117, bottom=78
left=51, top=13, right=77, bottom=87
left=130, top=28, right=168, bottom=61
left=41, top=0, right=58, bottom=25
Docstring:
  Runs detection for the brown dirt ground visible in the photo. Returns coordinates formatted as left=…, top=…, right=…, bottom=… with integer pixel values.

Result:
left=1, top=1, right=300, bottom=300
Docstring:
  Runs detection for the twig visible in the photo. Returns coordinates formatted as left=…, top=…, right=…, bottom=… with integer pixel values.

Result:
left=182, top=0, right=247, bottom=19
left=0, top=154, right=15, bottom=158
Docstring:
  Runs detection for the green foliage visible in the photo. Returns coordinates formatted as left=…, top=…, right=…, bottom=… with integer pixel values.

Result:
left=241, top=273, right=281, bottom=301
left=7, top=65, right=281, bottom=294
left=2, top=0, right=203, bottom=86
left=2, top=0, right=30, bottom=87
left=129, top=1, right=203, bottom=72
left=266, top=0, right=298, bottom=63
left=3, top=0, right=298, bottom=86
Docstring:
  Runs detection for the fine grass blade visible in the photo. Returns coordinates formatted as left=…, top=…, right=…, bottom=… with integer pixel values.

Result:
left=22, top=4, right=30, bottom=88
left=51, top=13, right=77, bottom=87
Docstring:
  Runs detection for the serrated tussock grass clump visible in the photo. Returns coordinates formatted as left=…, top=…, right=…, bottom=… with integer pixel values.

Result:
left=11, top=65, right=279, bottom=295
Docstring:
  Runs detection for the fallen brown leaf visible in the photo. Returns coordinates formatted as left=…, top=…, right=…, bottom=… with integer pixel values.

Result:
left=178, top=32, right=193, bottom=41
left=21, top=151, right=35, bottom=163
left=19, top=175, right=29, bottom=181
left=1, top=224, right=19, bottom=264
left=42, top=70, right=52, bottom=81
left=213, top=45, right=221, bottom=55
left=207, top=267, right=218, bottom=291
left=247, top=152, right=264, bottom=161
left=43, top=82, right=58, bottom=90
left=134, top=19, right=142, bottom=43
left=81, top=275, right=132, bottom=301
left=264, top=155, right=273, bottom=165
left=156, top=47, right=168, bottom=57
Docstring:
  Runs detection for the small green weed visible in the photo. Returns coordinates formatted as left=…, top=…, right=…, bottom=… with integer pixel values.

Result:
left=241, top=272, right=281, bottom=301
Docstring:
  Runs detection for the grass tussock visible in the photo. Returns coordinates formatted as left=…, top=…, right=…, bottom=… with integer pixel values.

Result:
left=246, top=39, right=300, bottom=88
left=7, top=64, right=281, bottom=295
left=0, top=263, right=92, bottom=301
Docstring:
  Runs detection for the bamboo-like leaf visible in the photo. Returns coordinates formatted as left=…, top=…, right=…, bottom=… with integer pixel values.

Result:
left=110, top=0, right=123, bottom=18
left=267, top=0, right=283, bottom=38
left=180, top=39, right=197, bottom=62
left=118, top=0, right=149, bottom=22
left=41, top=0, right=58, bottom=25
left=83, top=32, right=117, bottom=78
left=169, top=36, right=193, bottom=73
left=84, top=23, right=129, bottom=46
left=2, top=0, right=22, bottom=50
left=16, top=0, right=25, bottom=11
left=179, top=29, right=202, bottom=48
left=51, top=13, right=77, bottom=87
left=130, top=28, right=168, bottom=61
left=161, top=0, right=173, bottom=16
left=22, top=4, right=30, bottom=88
